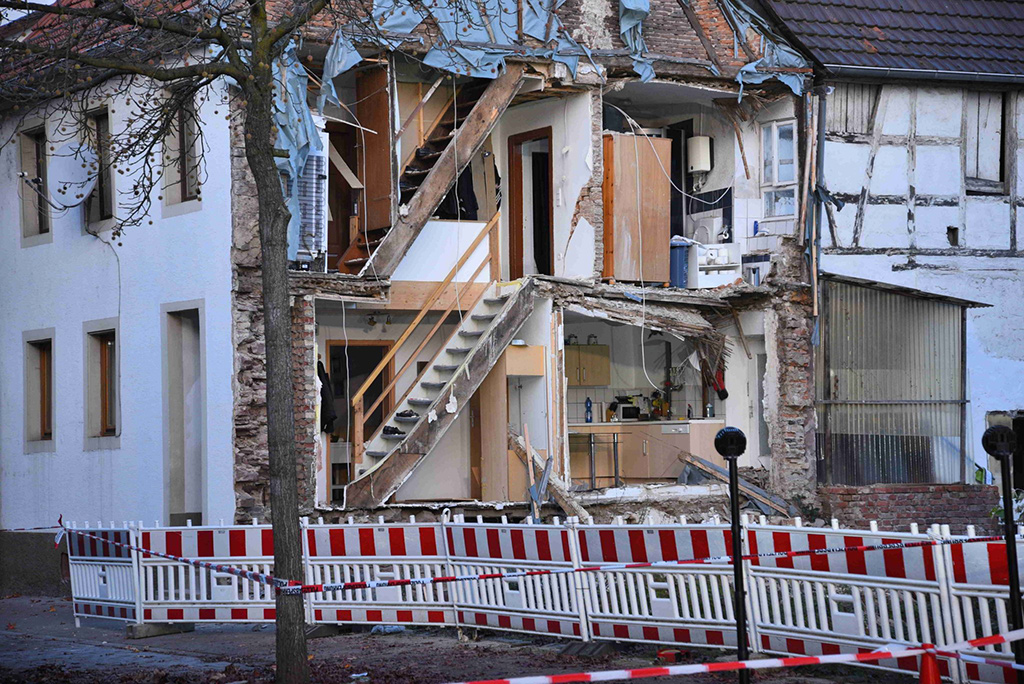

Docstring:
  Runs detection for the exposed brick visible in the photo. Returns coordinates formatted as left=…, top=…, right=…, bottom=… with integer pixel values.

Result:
left=820, top=484, right=1000, bottom=535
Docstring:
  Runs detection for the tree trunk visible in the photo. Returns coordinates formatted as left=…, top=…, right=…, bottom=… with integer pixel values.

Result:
left=242, top=75, right=310, bottom=684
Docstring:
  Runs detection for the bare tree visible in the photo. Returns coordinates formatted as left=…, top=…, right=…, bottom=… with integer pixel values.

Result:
left=0, top=1, right=381, bottom=681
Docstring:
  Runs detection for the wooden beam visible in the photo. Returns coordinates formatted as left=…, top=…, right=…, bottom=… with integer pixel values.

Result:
left=386, top=281, right=488, bottom=311
left=344, top=279, right=536, bottom=509
left=367, top=64, right=526, bottom=277
left=675, top=0, right=721, bottom=70
left=508, top=430, right=592, bottom=523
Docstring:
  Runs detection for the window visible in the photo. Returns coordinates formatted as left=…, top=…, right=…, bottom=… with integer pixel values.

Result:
left=166, top=98, right=200, bottom=203
left=761, top=120, right=796, bottom=218
left=24, top=334, right=54, bottom=445
left=85, top=326, right=118, bottom=440
left=20, top=126, right=49, bottom=238
left=87, top=110, right=114, bottom=223
left=965, top=91, right=1005, bottom=192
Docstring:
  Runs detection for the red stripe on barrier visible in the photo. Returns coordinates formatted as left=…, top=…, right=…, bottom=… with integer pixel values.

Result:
left=487, top=529, right=501, bottom=559
left=428, top=610, right=445, bottom=623
left=397, top=610, right=413, bottom=622
left=197, top=530, right=213, bottom=557
left=577, top=530, right=590, bottom=562
left=330, top=528, right=346, bottom=556
left=166, top=531, right=182, bottom=558
left=746, top=529, right=759, bottom=566
left=951, top=541, right=967, bottom=583
left=522, top=617, right=536, bottom=632
left=674, top=628, right=690, bottom=643
left=536, top=530, right=552, bottom=562
left=264, top=609, right=276, bottom=620
left=773, top=532, right=793, bottom=568
left=498, top=615, right=511, bottom=628
left=200, top=608, right=215, bottom=619
left=142, top=532, right=151, bottom=559
left=599, top=530, right=617, bottom=562
left=168, top=608, right=183, bottom=620
left=690, top=530, right=709, bottom=565
left=922, top=543, right=936, bottom=582
left=420, top=527, right=438, bottom=556
left=988, top=542, right=1009, bottom=585
left=548, top=620, right=562, bottom=635
left=261, top=529, right=274, bottom=556
left=232, top=608, right=247, bottom=620
left=229, top=529, right=245, bottom=557
left=845, top=535, right=867, bottom=575
left=706, top=631, right=724, bottom=646
left=337, top=609, right=352, bottom=622
left=306, top=528, right=318, bottom=557
left=360, top=528, right=376, bottom=556
left=561, top=531, right=571, bottom=563
left=643, top=626, right=659, bottom=641
left=463, top=528, right=479, bottom=557
left=785, top=639, right=805, bottom=655
left=366, top=610, right=382, bottom=622
left=511, top=529, right=526, bottom=560
left=389, top=528, right=406, bottom=556
left=659, top=530, right=678, bottom=561
left=882, top=538, right=906, bottom=579
left=808, top=534, right=829, bottom=572
left=822, top=643, right=840, bottom=655
left=629, top=530, right=647, bottom=563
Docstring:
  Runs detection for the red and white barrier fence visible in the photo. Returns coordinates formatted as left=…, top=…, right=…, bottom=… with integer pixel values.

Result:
left=442, top=629, right=1024, bottom=684
left=61, top=514, right=1024, bottom=683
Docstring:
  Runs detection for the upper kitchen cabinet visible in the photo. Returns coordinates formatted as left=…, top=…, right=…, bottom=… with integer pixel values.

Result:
left=566, top=344, right=610, bottom=386
left=602, top=133, right=671, bottom=284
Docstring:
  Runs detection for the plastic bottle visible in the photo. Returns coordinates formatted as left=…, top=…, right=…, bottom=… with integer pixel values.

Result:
left=585, top=397, right=593, bottom=423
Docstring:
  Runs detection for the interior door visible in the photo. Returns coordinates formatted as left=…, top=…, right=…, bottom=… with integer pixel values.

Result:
left=356, top=66, right=393, bottom=234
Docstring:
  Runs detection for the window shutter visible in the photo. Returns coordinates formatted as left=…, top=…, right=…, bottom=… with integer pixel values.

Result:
left=965, top=91, right=1003, bottom=182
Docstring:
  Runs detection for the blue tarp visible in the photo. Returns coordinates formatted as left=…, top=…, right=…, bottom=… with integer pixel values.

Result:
left=619, top=0, right=654, bottom=81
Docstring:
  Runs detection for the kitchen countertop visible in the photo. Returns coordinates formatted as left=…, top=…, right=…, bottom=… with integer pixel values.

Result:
left=568, top=419, right=725, bottom=427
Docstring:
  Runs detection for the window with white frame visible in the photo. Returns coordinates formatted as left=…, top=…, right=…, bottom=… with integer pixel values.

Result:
left=761, top=120, right=796, bottom=218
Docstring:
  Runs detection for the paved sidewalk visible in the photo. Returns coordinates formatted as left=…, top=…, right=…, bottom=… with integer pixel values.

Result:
left=0, top=595, right=914, bottom=683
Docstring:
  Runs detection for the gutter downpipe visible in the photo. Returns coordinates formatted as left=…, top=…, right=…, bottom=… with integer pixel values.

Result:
left=826, top=64, right=1024, bottom=85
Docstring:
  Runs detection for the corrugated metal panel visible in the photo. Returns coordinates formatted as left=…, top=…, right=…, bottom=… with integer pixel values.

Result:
left=816, top=280, right=965, bottom=485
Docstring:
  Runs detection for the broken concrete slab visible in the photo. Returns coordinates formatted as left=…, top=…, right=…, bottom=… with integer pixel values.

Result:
left=126, top=622, right=195, bottom=639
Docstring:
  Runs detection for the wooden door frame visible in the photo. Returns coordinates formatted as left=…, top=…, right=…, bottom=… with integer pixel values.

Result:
left=325, top=339, right=396, bottom=441
left=507, top=126, right=554, bottom=280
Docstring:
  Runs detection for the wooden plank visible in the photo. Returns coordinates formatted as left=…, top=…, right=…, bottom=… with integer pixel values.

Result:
left=675, top=0, right=721, bottom=68
left=479, top=355, right=509, bottom=501
left=356, top=66, right=393, bottom=234
left=386, top=281, right=487, bottom=311
left=510, top=431, right=592, bottom=523
left=368, top=64, right=526, bottom=277
left=344, top=279, right=535, bottom=508
left=524, top=423, right=539, bottom=518
left=681, top=452, right=796, bottom=516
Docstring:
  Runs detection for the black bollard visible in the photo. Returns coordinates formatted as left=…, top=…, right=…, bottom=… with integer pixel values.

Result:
left=982, top=425, right=1024, bottom=683
left=715, top=427, right=750, bottom=684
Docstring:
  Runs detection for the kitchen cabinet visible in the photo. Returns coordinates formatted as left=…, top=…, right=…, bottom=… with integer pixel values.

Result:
left=503, top=345, right=545, bottom=376
left=565, top=344, right=610, bottom=386
left=602, top=133, right=671, bottom=283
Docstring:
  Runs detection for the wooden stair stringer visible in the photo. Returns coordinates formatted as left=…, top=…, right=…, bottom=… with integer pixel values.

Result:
left=343, top=279, right=536, bottom=509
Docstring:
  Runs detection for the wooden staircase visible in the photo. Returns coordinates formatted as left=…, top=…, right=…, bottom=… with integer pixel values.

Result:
left=342, top=217, right=536, bottom=509
left=338, top=63, right=525, bottom=278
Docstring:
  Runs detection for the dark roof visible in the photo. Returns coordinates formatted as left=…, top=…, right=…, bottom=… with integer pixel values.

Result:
left=763, top=0, right=1024, bottom=80
left=821, top=272, right=990, bottom=308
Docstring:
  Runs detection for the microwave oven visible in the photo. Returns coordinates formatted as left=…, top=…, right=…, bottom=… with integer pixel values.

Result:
left=616, top=404, right=641, bottom=421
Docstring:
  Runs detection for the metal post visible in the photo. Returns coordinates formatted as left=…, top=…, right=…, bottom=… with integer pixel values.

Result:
left=613, top=433, right=620, bottom=488
left=589, top=433, right=596, bottom=491
left=716, top=427, right=750, bottom=684
left=982, top=426, right=1023, bottom=683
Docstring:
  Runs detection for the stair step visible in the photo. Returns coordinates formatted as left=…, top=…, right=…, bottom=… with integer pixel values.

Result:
left=447, top=347, right=471, bottom=355
left=403, top=167, right=432, bottom=177
left=408, top=397, right=433, bottom=406
left=415, top=148, right=443, bottom=161
left=434, top=364, right=459, bottom=372
left=421, top=381, right=447, bottom=390
left=458, top=330, right=485, bottom=338
left=366, top=237, right=385, bottom=248
left=382, top=432, right=406, bottom=441
left=484, top=295, right=510, bottom=305
left=345, top=257, right=368, bottom=267
left=366, top=450, right=390, bottom=458
left=425, top=130, right=455, bottom=144
left=471, top=313, right=496, bottom=322
left=394, top=415, right=419, bottom=423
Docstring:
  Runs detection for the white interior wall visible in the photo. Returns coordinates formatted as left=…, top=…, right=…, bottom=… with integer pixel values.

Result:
left=493, top=93, right=595, bottom=280
left=395, top=411, right=472, bottom=501
left=391, top=219, right=492, bottom=282
left=0, top=79, right=236, bottom=528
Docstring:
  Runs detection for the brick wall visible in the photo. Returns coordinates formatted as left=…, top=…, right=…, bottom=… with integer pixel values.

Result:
left=291, top=294, right=318, bottom=511
left=820, top=484, right=1000, bottom=534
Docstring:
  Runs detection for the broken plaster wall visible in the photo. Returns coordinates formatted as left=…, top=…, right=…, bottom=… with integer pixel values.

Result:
left=229, top=99, right=318, bottom=522
left=493, top=91, right=600, bottom=280
left=820, top=83, right=1024, bottom=474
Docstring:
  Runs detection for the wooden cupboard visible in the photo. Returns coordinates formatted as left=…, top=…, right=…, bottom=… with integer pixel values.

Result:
left=602, top=133, right=671, bottom=283
left=565, top=344, right=610, bottom=386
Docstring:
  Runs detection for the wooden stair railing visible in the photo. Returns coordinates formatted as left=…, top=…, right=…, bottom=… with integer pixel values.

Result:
left=349, top=212, right=501, bottom=465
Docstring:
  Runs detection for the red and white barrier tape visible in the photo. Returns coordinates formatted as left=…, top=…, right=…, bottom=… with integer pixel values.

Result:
left=59, top=523, right=294, bottom=589
left=443, top=629, right=1024, bottom=684
left=939, top=649, right=1024, bottom=672
left=278, top=533, right=1023, bottom=596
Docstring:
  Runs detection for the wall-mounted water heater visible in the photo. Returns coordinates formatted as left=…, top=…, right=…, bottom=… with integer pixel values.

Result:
left=687, top=135, right=712, bottom=173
